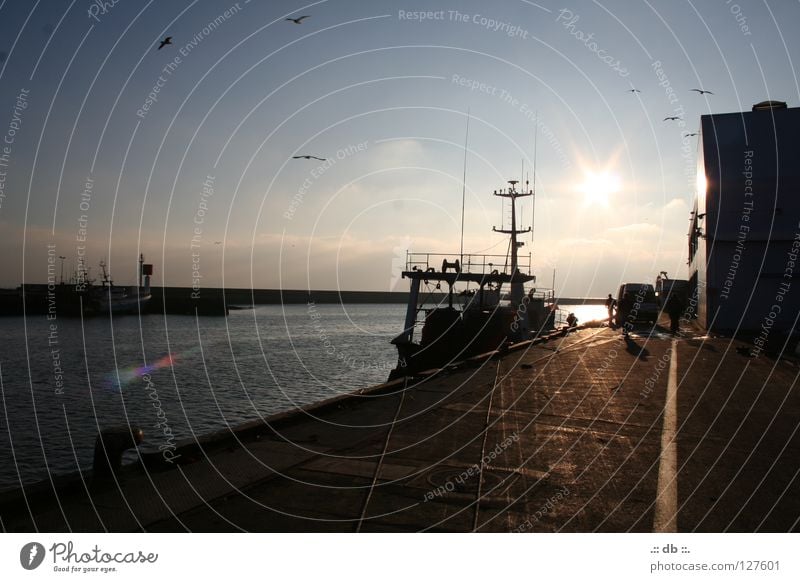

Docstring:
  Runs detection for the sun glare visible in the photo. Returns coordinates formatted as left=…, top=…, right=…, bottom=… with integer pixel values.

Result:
left=579, top=171, right=621, bottom=206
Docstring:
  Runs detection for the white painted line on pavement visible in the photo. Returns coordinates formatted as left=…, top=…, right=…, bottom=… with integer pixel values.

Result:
left=653, top=338, right=679, bottom=532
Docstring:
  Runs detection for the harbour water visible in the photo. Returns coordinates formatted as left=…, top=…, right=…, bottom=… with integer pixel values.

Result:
left=0, top=302, right=605, bottom=492
left=0, top=304, right=404, bottom=492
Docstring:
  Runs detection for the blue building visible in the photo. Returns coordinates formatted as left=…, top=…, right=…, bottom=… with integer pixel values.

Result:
left=688, top=101, right=800, bottom=348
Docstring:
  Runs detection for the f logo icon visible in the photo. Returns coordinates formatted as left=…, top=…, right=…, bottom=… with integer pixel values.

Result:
left=20, top=542, right=45, bottom=570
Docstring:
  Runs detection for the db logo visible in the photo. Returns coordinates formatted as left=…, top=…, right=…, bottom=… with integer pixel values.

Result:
left=20, top=542, right=46, bottom=570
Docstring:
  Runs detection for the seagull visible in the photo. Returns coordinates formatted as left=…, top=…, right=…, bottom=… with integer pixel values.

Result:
left=158, top=37, right=172, bottom=50
left=690, top=88, right=714, bottom=95
left=214, top=241, right=222, bottom=245
left=293, top=155, right=326, bottom=161
left=684, top=132, right=699, bottom=137
left=663, top=116, right=682, bottom=121
left=627, top=88, right=641, bottom=93
left=286, top=15, right=310, bottom=24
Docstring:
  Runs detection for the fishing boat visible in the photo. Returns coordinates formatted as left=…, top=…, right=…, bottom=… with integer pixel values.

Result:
left=9, top=255, right=153, bottom=316
left=91, top=255, right=153, bottom=314
left=389, top=179, right=555, bottom=378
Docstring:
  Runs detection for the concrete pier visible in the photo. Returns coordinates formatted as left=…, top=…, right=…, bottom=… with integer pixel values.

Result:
left=1, top=318, right=798, bottom=532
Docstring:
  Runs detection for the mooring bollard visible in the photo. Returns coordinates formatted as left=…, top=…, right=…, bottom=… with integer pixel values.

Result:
left=92, top=425, right=144, bottom=486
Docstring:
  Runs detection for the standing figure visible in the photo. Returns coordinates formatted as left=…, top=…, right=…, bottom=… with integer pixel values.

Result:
left=605, top=293, right=616, bottom=327
left=665, top=293, right=683, bottom=334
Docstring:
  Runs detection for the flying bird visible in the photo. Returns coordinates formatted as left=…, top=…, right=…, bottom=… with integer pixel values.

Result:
left=158, top=36, right=172, bottom=50
left=214, top=241, right=222, bottom=245
left=690, top=88, right=714, bottom=95
left=663, top=116, right=682, bottom=121
left=627, top=88, right=641, bottom=93
left=286, top=15, right=310, bottom=24
left=293, top=155, right=326, bottom=161
left=684, top=132, right=699, bottom=137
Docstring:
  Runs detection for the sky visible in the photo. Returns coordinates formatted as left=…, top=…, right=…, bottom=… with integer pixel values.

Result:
left=0, top=0, right=798, bottom=296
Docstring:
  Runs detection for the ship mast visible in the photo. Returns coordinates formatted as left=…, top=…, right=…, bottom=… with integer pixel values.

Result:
left=493, top=180, right=532, bottom=338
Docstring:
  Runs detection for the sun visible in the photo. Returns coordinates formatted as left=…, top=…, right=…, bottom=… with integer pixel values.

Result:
left=579, top=171, right=621, bottom=207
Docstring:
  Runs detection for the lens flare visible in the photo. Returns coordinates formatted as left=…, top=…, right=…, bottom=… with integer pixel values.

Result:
left=105, top=352, right=179, bottom=392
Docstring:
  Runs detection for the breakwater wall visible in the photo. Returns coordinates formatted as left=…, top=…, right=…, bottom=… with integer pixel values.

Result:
left=0, top=285, right=605, bottom=316
left=152, top=287, right=605, bottom=306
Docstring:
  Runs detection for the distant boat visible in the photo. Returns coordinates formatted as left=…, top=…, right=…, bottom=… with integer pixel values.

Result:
left=91, top=255, right=153, bottom=315
left=6, top=255, right=154, bottom=317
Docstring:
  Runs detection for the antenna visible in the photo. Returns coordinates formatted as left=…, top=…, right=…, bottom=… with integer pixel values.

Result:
left=521, top=158, right=525, bottom=229
left=532, top=110, right=538, bottom=244
left=459, top=108, right=470, bottom=264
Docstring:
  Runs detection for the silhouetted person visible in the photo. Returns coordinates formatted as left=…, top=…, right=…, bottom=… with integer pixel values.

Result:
left=605, top=293, right=616, bottom=326
left=566, top=312, right=578, bottom=328
left=617, top=292, right=633, bottom=336
left=665, top=293, right=683, bottom=334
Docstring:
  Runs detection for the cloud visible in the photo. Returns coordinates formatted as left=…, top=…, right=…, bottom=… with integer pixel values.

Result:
left=606, top=222, right=661, bottom=236
left=371, top=138, right=428, bottom=167
left=664, top=198, right=688, bottom=211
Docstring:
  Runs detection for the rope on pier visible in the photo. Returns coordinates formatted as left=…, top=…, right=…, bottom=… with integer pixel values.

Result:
left=355, top=378, right=408, bottom=532
left=473, top=361, right=502, bottom=532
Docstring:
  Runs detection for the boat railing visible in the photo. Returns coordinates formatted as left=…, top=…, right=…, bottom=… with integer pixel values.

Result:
left=405, top=252, right=532, bottom=275
left=525, top=288, right=556, bottom=303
